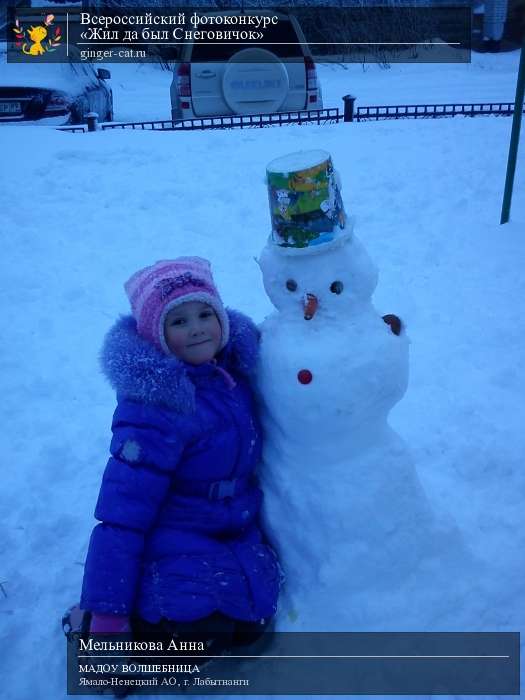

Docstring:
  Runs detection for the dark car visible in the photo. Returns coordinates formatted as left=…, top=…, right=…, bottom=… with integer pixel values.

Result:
left=0, top=44, right=113, bottom=125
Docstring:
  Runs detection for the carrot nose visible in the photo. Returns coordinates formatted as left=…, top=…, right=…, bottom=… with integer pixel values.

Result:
left=303, top=293, right=318, bottom=320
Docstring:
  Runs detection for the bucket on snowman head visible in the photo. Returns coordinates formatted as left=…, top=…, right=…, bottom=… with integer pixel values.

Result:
left=266, top=149, right=351, bottom=253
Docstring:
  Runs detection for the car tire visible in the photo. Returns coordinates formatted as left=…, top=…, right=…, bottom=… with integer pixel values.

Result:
left=106, top=93, right=114, bottom=122
left=222, top=48, right=289, bottom=116
left=70, top=98, right=88, bottom=125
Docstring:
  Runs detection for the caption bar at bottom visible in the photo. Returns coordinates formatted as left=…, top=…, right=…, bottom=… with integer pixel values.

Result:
left=67, top=631, right=520, bottom=695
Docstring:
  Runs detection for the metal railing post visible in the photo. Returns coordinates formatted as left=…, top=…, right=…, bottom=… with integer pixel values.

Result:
left=86, top=112, right=98, bottom=132
left=343, top=95, right=356, bottom=122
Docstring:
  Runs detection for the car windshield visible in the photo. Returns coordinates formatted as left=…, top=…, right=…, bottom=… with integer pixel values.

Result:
left=190, top=18, right=305, bottom=61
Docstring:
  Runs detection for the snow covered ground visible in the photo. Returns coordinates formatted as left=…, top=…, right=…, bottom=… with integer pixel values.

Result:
left=0, top=51, right=524, bottom=699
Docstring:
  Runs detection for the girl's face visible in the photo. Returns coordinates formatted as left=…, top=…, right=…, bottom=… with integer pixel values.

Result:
left=164, top=301, right=222, bottom=365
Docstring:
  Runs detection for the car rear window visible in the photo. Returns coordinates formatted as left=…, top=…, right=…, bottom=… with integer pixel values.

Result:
left=190, top=18, right=305, bottom=61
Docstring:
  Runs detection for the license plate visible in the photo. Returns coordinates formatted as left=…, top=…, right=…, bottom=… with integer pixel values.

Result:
left=0, top=102, right=21, bottom=114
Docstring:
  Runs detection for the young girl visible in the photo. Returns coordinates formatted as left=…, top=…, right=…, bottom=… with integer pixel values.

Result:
left=80, top=257, right=281, bottom=654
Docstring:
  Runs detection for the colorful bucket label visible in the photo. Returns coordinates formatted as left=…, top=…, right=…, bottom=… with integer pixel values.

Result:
left=267, top=156, right=346, bottom=249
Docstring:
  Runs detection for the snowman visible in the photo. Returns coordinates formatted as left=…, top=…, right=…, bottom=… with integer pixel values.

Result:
left=256, top=150, right=466, bottom=631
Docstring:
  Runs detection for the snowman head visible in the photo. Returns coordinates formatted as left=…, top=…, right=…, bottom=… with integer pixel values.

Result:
left=258, top=234, right=378, bottom=320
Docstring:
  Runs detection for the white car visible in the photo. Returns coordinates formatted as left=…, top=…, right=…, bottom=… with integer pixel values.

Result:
left=170, top=11, right=323, bottom=121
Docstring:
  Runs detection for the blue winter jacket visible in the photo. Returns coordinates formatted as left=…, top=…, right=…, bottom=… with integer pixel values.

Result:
left=80, top=310, right=281, bottom=623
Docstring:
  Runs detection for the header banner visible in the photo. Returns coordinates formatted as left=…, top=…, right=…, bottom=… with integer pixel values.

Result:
left=5, top=5, right=471, bottom=63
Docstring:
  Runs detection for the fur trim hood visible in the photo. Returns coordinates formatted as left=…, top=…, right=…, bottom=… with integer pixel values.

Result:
left=100, top=309, right=260, bottom=413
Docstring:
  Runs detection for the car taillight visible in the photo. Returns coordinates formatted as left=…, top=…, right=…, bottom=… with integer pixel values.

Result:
left=304, top=56, right=317, bottom=91
left=44, top=92, right=70, bottom=112
left=177, top=63, right=191, bottom=98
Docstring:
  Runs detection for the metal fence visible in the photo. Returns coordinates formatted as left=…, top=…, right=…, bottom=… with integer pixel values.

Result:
left=57, top=99, right=522, bottom=134
left=58, top=108, right=341, bottom=133
left=355, top=101, right=518, bottom=120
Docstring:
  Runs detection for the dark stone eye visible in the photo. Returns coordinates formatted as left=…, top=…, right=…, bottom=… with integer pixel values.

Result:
left=330, top=281, right=344, bottom=294
left=286, top=279, right=298, bottom=292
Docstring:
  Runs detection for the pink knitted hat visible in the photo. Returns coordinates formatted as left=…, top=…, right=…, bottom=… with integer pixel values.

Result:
left=124, top=257, right=230, bottom=355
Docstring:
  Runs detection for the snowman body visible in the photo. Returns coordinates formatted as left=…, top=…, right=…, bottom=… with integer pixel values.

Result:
left=256, top=233, right=449, bottom=627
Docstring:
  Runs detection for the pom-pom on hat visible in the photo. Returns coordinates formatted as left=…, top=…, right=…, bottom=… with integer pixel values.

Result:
left=124, top=257, right=230, bottom=355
